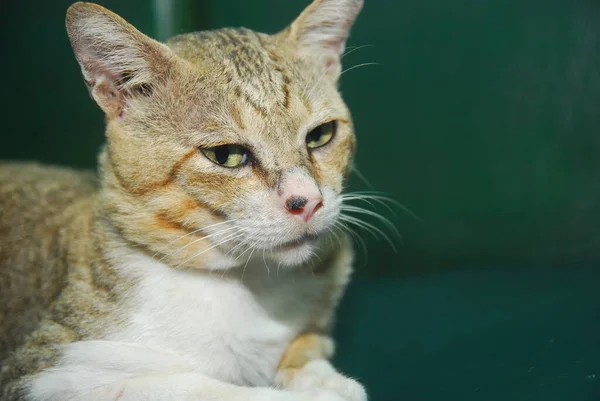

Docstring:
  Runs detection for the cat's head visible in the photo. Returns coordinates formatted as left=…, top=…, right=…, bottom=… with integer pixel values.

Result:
left=66, top=0, right=363, bottom=269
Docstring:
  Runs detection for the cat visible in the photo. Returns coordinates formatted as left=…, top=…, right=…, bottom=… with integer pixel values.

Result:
left=0, top=1, right=368, bottom=400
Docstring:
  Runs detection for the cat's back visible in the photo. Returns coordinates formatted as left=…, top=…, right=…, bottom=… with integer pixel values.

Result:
left=0, top=161, right=96, bottom=210
left=0, top=162, right=98, bottom=244
left=0, top=162, right=98, bottom=359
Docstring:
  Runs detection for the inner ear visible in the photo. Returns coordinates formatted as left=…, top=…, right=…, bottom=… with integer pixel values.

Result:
left=82, top=63, right=159, bottom=118
left=66, top=3, right=174, bottom=118
left=84, top=74, right=123, bottom=118
left=130, top=82, right=154, bottom=97
left=82, top=72, right=154, bottom=119
left=116, top=71, right=155, bottom=97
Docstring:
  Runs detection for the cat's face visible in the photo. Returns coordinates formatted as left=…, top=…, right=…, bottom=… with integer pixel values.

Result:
left=67, top=1, right=363, bottom=269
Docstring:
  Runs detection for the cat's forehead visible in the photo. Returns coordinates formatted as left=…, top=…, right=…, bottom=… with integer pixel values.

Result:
left=165, top=28, right=342, bottom=137
left=168, top=28, right=331, bottom=116
left=167, top=28, right=300, bottom=90
left=168, top=28, right=274, bottom=71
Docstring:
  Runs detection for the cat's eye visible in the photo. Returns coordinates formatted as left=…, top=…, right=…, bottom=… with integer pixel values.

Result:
left=306, top=121, right=336, bottom=149
left=201, top=144, right=249, bottom=168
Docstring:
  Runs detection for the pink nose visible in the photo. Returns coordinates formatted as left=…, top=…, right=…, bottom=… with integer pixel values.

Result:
left=285, top=195, right=323, bottom=222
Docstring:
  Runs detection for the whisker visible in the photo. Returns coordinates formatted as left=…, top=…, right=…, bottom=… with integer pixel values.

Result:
left=303, top=68, right=329, bottom=103
left=339, top=214, right=397, bottom=252
left=240, top=246, right=257, bottom=282
left=342, top=193, right=395, bottom=216
left=339, top=215, right=380, bottom=238
left=232, top=240, right=253, bottom=263
left=327, top=225, right=343, bottom=249
left=262, top=249, right=271, bottom=280
left=312, top=251, right=323, bottom=265
left=342, top=192, right=424, bottom=223
left=151, top=218, right=238, bottom=258
left=158, top=225, right=239, bottom=263
left=350, top=164, right=374, bottom=189
left=304, top=61, right=380, bottom=103
left=333, top=220, right=368, bottom=259
left=340, top=205, right=402, bottom=242
left=341, top=44, right=375, bottom=59
left=172, top=231, right=241, bottom=270
left=339, top=62, right=381, bottom=77
left=224, top=238, right=250, bottom=259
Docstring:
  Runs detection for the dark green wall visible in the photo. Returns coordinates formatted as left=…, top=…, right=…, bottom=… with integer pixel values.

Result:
left=0, top=1, right=157, bottom=169
left=3, top=1, right=600, bottom=276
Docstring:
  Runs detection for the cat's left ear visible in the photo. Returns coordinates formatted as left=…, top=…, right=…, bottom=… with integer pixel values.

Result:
left=285, top=0, right=363, bottom=81
left=66, top=2, right=177, bottom=119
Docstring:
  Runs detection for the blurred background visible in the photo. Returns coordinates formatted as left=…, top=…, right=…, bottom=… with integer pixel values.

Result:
left=1, top=0, right=599, bottom=400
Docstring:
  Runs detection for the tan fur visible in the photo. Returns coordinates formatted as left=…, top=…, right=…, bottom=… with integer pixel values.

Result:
left=276, top=333, right=335, bottom=385
left=0, top=163, right=126, bottom=399
left=0, top=1, right=362, bottom=398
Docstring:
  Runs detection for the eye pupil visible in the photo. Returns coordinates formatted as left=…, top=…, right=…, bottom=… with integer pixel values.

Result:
left=307, top=127, right=323, bottom=144
left=215, top=146, right=229, bottom=165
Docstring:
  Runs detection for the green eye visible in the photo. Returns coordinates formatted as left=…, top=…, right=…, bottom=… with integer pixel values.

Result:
left=201, top=144, right=249, bottom=168
left=306, top=121, right=336, bottom=149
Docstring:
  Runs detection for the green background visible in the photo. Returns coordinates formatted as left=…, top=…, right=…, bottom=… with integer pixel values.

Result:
left=1, top=1, right=598, bottom=400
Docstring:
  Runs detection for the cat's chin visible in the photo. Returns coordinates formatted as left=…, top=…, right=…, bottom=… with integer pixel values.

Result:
left=268, top=240, right=318, bottom=267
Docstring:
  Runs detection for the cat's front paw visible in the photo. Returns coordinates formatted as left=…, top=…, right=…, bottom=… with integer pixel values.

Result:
left=277, top=360, right=367, bottom=401
left=295, top=388, right=347, bottom=401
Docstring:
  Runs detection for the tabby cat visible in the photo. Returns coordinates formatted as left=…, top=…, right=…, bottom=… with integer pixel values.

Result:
left=0, top=1, right=368, bottom=400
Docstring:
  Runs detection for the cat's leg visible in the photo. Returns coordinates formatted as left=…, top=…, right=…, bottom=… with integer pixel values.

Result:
left=30, top=371, right=347, bottom=401
left=25, top=340, right=346, bottom=401
left=275, top=333, right=367, bottom=401
left=26, top=372, right=345, bottom=401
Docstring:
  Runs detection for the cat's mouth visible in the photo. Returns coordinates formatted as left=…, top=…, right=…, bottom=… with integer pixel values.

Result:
left=275, top=233, right=320, bottom=250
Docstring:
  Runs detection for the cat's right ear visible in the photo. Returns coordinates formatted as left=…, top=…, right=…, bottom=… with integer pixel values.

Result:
left=66, top=2, right=176, bottom=119
left=286, top=0, right=364, bottom=81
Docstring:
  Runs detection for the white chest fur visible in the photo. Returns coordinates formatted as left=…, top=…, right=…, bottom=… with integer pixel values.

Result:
left=109, top=250, right=330, bottom=386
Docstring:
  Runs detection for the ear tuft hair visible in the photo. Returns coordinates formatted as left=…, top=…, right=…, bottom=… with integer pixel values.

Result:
left=66, top=2, right=174, bottom=117
left=287, top=0, right=363, bottom=80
